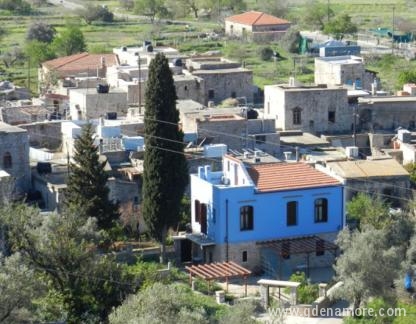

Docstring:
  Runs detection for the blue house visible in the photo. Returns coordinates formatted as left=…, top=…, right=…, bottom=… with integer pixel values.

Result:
left=180, top=154, right=344, bottom=278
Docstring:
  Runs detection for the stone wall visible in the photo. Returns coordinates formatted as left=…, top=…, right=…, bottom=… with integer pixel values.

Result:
left=69, top=89, right=128, bottom=120
left=19, top=121, right=62, bottom=150
left=358, top=100, right=416, bottom=131
left=191, top=70, right=253, bottom=105
left=0, top=126, right=31, bottom=194
left=196, top=118, right=279, bottom=155
left=265, top=86, right=351, bottom=134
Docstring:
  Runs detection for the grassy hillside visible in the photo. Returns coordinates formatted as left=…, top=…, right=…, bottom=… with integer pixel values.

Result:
left=1, top=0, right=416, bottom=94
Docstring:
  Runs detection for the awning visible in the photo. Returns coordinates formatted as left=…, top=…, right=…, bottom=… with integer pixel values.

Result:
left=257, top=235, right=337, bottom=255
left=186, top=261, right=251, bottom=296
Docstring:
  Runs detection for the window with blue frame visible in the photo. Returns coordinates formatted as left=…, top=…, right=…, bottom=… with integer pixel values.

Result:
left=314, top=198, right=328, bottom=223
left=287, top=201, right=297, bottom=226
left=240, top=205, right=253, bottom=231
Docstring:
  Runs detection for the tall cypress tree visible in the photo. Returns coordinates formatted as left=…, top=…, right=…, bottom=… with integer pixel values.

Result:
left=64, top=123, right=118, bottom=230
left=142, top=53, right=188, bottom=263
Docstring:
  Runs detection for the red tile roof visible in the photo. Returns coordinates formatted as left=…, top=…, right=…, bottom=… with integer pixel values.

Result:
left=226, top=11, right=290, bottom=26
left=248, top=163, right=341, bottom=192
left=43, top=53, right=119, bottom=72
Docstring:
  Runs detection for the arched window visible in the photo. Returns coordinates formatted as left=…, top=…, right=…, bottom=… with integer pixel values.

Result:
left=292, top=107, right=302, bottom=125
left=314, top=198, right=328, bottom=223
left=3, top=152, right=12, bottom=169
left=240, top=205, right=253, bottom=231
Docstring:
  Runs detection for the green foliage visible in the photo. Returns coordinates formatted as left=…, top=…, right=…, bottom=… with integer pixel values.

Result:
left=193, top=278, right=222, bottom=295
left=51, top=23, right=86, bottom=56
left=218, top=300, right=258, bottom=324
left=64, top=123, right=119, bottom=231
left=0, top=204, right=135, bottom=323
left=334, top=228, right=401, bottom=314
left=127, top=261, right=185, bottom=289
left=178, top=195, right=191, bottom=231
left=323, top=14, right=358, bottom=40
left=280, top=27, right=302, bottom=54
left=259, top=46, right=274, bottom=61
left=134, top=0, right=169, bottom=23
left=119, top=0, right=134, bottom=10
left=0, top=0, right=31, bottom=14
left=142, top=53, right=188, bottom=262
left=286, top=272, right=319, bottom=304
left=26, top=22, right=56, bottom=43
left=346, top=193, right=390, bottom=229
left=0, top=253, right=42, bottom=323
left=301, top=0, right=334, bottom=30
left=25, top=40, right=56, bottom=66
left=398, top=71, right=416, bottom=88
left=109, top=282, right=224, bottom=324
left=79, top=5, right=114, bottom=25
left=0, top=46, right=25, bottom=68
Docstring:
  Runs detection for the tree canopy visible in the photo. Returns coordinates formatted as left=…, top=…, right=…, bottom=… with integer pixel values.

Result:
left=26, top=22, right=56, bottom=43
left=51, top=24, right=86, bottom=56
left=0, top=204, right=133, bottom=323
left=64, top=123, right=119, bottom=231
left=142, top=53, right=188, bottom=263
left=333, top=227, right=401, bottom=314
left=78, top=4, right=114, bottom=24
left=346, top=192, right=390, bottom=229
left=323, top=14, right=358, bottom=40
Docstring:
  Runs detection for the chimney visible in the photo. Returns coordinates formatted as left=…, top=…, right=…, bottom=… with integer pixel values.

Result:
left=295, top=146, right=299, bottom=162
left=198, top=166, right=205, bottom=179
left=204, top=165, right=211, bottom=181
left=97, top=56, right=107, bottom=78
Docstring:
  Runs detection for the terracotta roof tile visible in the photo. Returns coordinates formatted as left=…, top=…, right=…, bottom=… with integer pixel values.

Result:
left=43, top=53, right=119, bottom=71
left=226, top=11, right=290, bottom=26
left=248, top=163, right=341, bottom=192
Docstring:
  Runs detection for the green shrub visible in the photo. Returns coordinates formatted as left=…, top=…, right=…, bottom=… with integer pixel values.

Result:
left=258, top=46, right=274, bottom=61
left=285, top=271, right=319, bottom=304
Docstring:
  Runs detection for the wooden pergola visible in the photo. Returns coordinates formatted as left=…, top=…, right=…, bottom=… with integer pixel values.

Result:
left=186, top=261, right=252, bottom=296
left=257, top=235, right=338, bottom=278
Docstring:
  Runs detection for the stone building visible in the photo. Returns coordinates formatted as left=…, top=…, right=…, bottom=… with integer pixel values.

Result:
left=314, top=56, right=378, bottom=91
left=0, top=105, right=51, bottom=125
left=39, top=52, right=118, bottom=86
left=180, top=106, right=280, bottom=155
left=0, top=122, right=31, bottom=195
left=225, top=11, right=290, bottom=41
left=186, top=57, right=254, bottom=105
left=357, top=95, right=416, bottom=131
left=69, top=87, right=128, bottom=120
left=325, top=158, right=410, bottom=208
left=264, top=84, right=351, bottom=134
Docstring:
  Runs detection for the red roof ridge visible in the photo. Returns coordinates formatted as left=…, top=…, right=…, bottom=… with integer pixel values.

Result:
left=252, top=11, right=264, bottom=25
left=48, top=52, right=89, bottom=69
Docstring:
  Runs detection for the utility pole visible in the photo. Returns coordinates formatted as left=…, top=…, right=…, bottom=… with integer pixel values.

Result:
left=353, top=104, right=358, bottom=147
left=327, top=0, right=330, bottom=23
left=392, top=5, right=395, bottom=54
left=138, top=52, right=142, bottom=114
left=27, top=58, right=30, bottom=92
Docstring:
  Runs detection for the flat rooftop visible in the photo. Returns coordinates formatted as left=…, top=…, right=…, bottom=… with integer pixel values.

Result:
left=359, top=96, right=416, bottom=104
left=266, top=84, right=346, bottom=92
left=316, top=55, right=363, bottom=65
left=70, top=88, right=127, bottom=95
left=326, top=158, right=409, bottom=178
left=280, top=132, right=329, bottom=147
left=190, top=68, right=251, bottom=74
left=0, top=122, right=26, bottom=133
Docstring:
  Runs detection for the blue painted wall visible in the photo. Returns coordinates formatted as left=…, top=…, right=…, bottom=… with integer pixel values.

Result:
left=191, top=173, right=344, bottom=244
